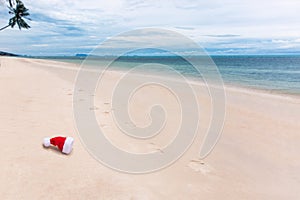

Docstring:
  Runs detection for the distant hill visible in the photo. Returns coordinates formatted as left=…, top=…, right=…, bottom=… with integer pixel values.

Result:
left=0, top=51, right=18, bottom=56
left=75, top=54, right=88, bottom=57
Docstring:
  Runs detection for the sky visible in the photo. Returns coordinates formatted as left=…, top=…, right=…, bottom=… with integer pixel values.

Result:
left=0, top=0, right=300, bottom=56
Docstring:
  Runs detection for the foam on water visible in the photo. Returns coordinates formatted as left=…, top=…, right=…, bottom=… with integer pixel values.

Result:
left=43, top=55, right=300, bottom=96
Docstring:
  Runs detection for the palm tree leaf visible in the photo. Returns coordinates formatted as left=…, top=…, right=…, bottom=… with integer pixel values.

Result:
left=9, top=16, right=17, bottom=27
left=20, top=12, right=30, bottom=16
left=8, top=0, right=13, bottom=7
left=18, top=18, right=29, bottom=29
left=2, top=0, right=31, bottom=31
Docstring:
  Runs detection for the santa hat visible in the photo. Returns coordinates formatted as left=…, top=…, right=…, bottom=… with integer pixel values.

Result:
left=43, top=136, right=74, bottom=154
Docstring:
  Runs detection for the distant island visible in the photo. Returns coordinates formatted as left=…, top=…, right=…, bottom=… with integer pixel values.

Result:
left=75, top=54, right=88, bottom=57
left=0, top=51, right=18, bottom=57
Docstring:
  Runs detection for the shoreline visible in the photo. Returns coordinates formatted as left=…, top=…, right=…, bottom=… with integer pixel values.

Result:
left=25, top=56, right=300, bottom=101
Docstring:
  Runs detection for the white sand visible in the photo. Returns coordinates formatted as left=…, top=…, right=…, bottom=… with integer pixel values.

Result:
left=0, top=57, right=300, bottom=199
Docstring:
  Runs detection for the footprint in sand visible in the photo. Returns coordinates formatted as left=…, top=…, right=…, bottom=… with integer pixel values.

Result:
left=100, top=124, right=108, bottom=128
left=147, top=142, right=164, bottom=153
left=125, top=121, right=136, bottom=128
left=188, top=159, right=212, bottom=174
left=89, top=107, right=99, bottom=110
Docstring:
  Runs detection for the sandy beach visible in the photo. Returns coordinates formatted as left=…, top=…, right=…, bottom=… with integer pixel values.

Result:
left=1, top=56, right=300, bottom=199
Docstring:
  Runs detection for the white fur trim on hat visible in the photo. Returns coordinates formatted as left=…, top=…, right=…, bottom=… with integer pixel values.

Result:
left=62, top=137, right=74, bottom=154
left=43, top=137, right=51, bottom=147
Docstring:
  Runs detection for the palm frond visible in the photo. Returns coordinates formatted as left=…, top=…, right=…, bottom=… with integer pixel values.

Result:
left=8, top=0, right=31, bottom=30
left=1, top=0, right=31, bottom=31
left=8, top=0, right=13, bottom=7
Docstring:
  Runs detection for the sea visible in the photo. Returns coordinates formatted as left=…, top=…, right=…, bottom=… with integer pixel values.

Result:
left=41, top=55, right=300, bottom=96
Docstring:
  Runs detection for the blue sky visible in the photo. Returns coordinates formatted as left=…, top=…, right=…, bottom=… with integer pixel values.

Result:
left=0, top=0, right=300, bottom=56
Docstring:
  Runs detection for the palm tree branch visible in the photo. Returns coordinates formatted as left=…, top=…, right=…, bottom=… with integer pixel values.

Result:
left=3, top=0, right=31, bottom=31
left=0, top=24, right=10, bottom=31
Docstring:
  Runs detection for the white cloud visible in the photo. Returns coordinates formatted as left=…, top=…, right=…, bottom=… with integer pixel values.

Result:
left=31, top=44, right=49, bottom=47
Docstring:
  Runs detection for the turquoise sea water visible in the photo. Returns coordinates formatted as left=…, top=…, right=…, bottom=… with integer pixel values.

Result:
left=43, top=55, right=300, bottom=96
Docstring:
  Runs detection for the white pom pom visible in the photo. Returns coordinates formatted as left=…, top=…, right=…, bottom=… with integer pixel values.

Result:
left=43, top=137, right=51, bottom=147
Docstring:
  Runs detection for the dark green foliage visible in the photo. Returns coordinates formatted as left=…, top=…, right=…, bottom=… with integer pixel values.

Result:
left=0, top=0, right=31, bottom=31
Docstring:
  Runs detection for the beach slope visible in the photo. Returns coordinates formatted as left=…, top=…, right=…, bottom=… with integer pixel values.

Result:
left=0, top=57, right=300, bottom=199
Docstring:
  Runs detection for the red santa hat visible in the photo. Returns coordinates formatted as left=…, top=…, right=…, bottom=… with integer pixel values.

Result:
left=43, top=136, right=74, bottom=154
